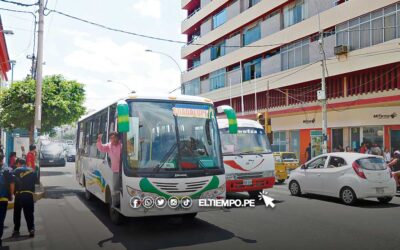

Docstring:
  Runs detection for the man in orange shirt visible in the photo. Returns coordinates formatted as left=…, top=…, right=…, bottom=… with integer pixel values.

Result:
left=26, top=145, right=37, bottom=171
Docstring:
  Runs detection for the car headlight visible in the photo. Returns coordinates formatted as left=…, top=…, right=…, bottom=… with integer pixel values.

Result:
left=126, top=186, right=160, bottom=200
left=262, top=170, right=275, bottom=177
left=225, top=173, right=236, bottom=181
left=200, top=184, right=226, bottom=199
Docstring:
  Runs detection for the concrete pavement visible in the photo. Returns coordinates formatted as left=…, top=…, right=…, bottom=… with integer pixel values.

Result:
left=1, top=162, right=399, bottom=250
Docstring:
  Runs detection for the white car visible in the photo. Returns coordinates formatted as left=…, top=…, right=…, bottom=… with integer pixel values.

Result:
left=288, top=152, right=396, bottom=205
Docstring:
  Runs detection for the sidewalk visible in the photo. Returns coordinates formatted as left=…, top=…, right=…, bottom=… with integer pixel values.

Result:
left=7, top=183, right=45, bottom=210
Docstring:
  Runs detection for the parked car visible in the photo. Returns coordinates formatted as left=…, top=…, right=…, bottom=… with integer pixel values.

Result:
left=288, top=152, right=396, bottom=205
left=273, top=152, right=300, bottom=183
left=66, top=147, right=76, bottom=162
left=39, top=142, right=66, bottom=167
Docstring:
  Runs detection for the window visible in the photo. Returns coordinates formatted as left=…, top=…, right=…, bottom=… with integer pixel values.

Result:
left=307, top=156, right=327, bottom=169
left=249, top=0, right=260, bottom=8
left=328, top=157, right=347, bottom=168
left=272, top=131, right=286, bottom=152
left=211, top=41, right=226, bottom=60
left=243, top=57, right=261, bottom=81
left=210, top=68, right=226, bottom=90
left=213, top=9, right=227, bottom=29
left=98, top=112, right=108, bottom=159
left=356, top=157, right=386, bottom=171
left=83, top=121, right=90, bottom=156
left=243, top=24, right=261, bottom=46
left=281, top=38, right=309, bottom=70
left=184, top=78, right=201, bottom=95
left=336, top=4, right=400, bottom=51
left=192, top=57, right=201, bottom=68
left=362, top=126, right=384, bottom=149
left=283, top=0, right=307, bottom=28
left=90, top=117, right=100, bottom=158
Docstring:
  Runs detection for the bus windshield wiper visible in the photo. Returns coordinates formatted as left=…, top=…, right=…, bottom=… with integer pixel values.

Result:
left=153, top=143, right=177, bottom=174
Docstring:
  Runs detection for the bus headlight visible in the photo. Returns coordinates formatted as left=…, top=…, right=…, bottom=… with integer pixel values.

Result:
left=126, top=186, right=160, bottom=200
left=262, top=170, right=274, bottom=177
left=200, top=184, right=226, bottom=199
left=225, top=174, right=236, bottom=181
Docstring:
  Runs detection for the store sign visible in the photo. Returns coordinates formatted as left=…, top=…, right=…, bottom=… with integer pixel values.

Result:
left=303, top=118, right=315, bottom=124
left=373, top=113, right=397, bottom=119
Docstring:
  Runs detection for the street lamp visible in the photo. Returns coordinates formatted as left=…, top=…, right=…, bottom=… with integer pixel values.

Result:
left=145, top=49, right=184, bottom=94
left=106, top=80, right=135, bottom=93
left=10, top=60, right=16, bottom=84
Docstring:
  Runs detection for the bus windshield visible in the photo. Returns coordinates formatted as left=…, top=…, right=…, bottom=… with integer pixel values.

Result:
left=124, top=101, right=222, bottom=176
left=220, top=127, right=272, bottom=155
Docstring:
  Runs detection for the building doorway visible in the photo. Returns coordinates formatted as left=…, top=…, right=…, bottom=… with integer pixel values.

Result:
left=390, top=129, right=400, bottom=153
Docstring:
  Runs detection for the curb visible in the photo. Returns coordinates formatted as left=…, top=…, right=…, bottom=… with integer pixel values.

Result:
left=7, top=183, right=45, bottom=210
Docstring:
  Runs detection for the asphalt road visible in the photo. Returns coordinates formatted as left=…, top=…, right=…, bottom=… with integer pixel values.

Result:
left=1, top=162, right=399, bottom=250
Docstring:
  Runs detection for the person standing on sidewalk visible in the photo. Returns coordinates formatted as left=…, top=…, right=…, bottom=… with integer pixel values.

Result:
left=97, top=132, right=122, bottom=207
left=0, top=155, right=14, bottom=247
left=12, top=158, right=36, bottom=238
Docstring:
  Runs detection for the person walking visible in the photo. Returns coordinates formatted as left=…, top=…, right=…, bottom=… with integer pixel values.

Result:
left=12, top=158, right=36, bottom=238
left=383, top=148, right=391, bottom=163
left=0, top=155, right=14, bottom=247
left=97, top=132, right=122, bottom=207
left=305, top=143, right=312, bottom=162
left=388, top=151, right=400, bottom=192
left=26, top=145, right=37, bottom=171
left=8, top=152, right=16, bottom=169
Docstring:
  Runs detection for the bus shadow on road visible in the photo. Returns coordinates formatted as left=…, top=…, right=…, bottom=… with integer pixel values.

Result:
left=302, top=194, right=400, bottom=209
left=74, top=191, right=257, bottom=250
left=225, top=192, right=284, bottom=209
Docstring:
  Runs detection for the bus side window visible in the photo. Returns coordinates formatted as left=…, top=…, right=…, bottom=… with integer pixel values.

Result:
left=98, top=112, right=108, bottom=159
left=83, top=121, right=90, bottom=156
left=90, top=116, right=100, bottom=158
left=108, top=105, right=116, bottom=135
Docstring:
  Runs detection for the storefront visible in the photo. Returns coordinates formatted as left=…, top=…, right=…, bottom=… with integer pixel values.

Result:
left=271, top=106, right=400, bottom=163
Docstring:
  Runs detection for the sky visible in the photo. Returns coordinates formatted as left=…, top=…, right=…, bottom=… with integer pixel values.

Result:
left=1, top=0, right=186, bottom=112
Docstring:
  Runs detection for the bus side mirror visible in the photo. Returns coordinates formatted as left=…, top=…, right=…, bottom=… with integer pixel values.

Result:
left=216, top=105, right=238, bottom=134
left=117, top=100, right=130, bottom=133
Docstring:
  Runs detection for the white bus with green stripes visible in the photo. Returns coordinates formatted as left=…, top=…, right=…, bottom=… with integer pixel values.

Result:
left=76, top=94, right=234, bottom=223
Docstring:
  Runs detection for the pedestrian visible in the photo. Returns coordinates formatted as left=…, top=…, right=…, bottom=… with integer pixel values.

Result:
left=383, top=148, right=391, bottom=163
left=305, top=143, right=312, bottom=161
left=388, top=151, right=400, bottom=192
left=26, top=145, right=37, bottom=171
left=0, top=155, right=14, bottom=247
left=359, top=142, right=367, bottom=154
left=370, top=144, right=382, bottom=156
left=97, top=132, right=122, bottom=207
left=8, top=152, right=17, bottom=169
left=12, top=158, right=36, bottom=238
left=345, top=146, right=352, bottom=152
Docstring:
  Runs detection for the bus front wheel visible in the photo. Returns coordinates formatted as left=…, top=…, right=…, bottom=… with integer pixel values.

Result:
left=84, top=177, right=92, bottom=201
left=106, top=188, right=124, bottom=225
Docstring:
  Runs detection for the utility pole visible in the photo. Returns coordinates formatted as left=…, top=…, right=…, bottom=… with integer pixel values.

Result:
left=10, top=60, right=16, bottom=84
left=34, top=0, right=44, bottom=142
left=319, top=30, right=328, bottom=154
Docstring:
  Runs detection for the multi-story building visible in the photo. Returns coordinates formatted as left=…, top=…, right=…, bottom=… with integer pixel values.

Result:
left=181, top=0, right=400, bottom=163
left=0, top=15, right=11, bottom=151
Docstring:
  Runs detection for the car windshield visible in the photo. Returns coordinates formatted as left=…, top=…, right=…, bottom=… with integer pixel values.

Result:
left=356, top=157, right=387, bottom=170
left=124, top=101, right=222, bottom=175
left=282, top=153, right=298, bottom=162
left=220, top=127, right=272, bottom=155
left=41, top=143, right=64, bottom=153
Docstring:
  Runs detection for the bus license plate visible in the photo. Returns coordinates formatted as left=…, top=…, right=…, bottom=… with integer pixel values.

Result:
left=376, top=188, right=384, bottom=194
left=243, top=179, right=252, bottom=186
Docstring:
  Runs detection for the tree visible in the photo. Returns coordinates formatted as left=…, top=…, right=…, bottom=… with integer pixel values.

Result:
left=0, top=75, right=86, bottom=143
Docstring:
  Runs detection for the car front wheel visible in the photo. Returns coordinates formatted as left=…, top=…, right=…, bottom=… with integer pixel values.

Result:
left=340, top=187, right=357, bottom=205
left=289, top=181, right=301, bottom=196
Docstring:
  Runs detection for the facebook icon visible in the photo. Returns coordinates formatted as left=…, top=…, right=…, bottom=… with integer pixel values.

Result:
left=130, top=196, right=142, bottom=209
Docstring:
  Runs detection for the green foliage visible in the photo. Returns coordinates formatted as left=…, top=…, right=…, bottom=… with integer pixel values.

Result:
left=0, top=75, right=86, bottom=134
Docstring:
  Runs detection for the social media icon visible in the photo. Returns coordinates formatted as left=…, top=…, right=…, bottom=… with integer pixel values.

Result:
left=130, top=196, right=142, bottom=209
left=168, top=197, right=179, bottom=209
left=155, top=197, right=167, bottom=209
left=181, top=197, right=192, bottom=209
left=143, top=197, right=155, bottom=209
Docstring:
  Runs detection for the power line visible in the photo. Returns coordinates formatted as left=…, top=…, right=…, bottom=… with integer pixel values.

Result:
left=0, top=0, right=38, bottom=7
left=44, top=7, right=287, bottom=48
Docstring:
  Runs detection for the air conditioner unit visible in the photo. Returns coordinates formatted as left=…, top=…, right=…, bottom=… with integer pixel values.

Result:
left=334, top=45, right=348, bottom=55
